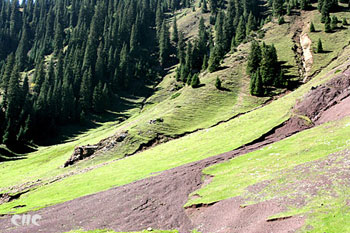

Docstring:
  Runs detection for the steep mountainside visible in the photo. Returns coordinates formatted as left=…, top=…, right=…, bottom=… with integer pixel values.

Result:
left=1, top=0, right=350, bottom=232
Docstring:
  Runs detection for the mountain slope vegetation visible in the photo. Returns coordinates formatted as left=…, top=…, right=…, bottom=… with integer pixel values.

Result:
left=1, top=0, right=350, bottom=232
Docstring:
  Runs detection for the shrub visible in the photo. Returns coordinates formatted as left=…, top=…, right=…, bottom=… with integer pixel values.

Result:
left=278, top=17, right=285, bottom=25
left=310, top=22, right=315, bottom=32
left=191, top=74, right=200, bottom=88
left=215, top=77, right=222, bottom=89
left=317, top=38, right=323, bottom=53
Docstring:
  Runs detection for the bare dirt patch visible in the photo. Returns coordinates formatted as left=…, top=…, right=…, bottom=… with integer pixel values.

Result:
left=187, top=197, right=305, bottom=233
left=300, top=32, right=313, bottom=80
left=294, top=66, right=350, bottom=125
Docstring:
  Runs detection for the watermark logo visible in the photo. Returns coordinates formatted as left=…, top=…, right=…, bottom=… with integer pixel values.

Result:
left=11, top=214, right=42, bottom=226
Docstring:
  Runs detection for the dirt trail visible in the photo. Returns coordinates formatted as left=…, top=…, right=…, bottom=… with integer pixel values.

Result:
left=300, top=32, right=313, bottom=82
left=290, top=13, right=314, bottom=83
left=291, top=16, right=306, bottom=81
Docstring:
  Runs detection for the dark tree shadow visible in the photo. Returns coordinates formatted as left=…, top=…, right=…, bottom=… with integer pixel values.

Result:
left=216, top=65, right=230, bottom=71
left=333, top=5, right=350, bottom=13
left=218, top=87, right=231, bottom=92
left=306, top=5, right=318, bottom=11
left=193, top=83, right=206, bottom=88
left=0, top=147, right=27, bottom=162
left=317, top=50, right=332, bottom=54
left=38, top=76, right=160, bottom=147
left=287, top=79, right=304, bottom=91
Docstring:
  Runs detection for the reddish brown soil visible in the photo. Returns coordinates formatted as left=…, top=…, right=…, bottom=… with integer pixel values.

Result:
left=187, top=197, right=305, bottom=233
left=287, top=67, right=350, bottom=129
left=0, top=123, right=306, bottom=233
left=1, top=68, right=350, bottom=233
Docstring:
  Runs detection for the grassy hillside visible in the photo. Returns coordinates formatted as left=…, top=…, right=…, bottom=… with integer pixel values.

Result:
left=187, top=118, right=350, bottom=232
left=0, top=8, right=268, bottom=192
left=308, top=3, right=350, bottom=75
left=1, top=33, right=349, bottom=215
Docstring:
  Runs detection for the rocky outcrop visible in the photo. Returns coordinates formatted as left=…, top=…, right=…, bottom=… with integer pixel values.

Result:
left=63, top=131, right=129, bottom=167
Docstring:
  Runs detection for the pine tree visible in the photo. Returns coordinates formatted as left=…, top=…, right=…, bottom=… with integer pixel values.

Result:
left=186, top=73, right=193, bottom=85
left=9, top=0, right=21, bottom=37
left=33, top=60, right=45, bottom=95
left=273, top=0, right=284, bottom=16
left=102, top=83, right=110, bottom=109
left=325, top=16, right=332, bottom=32
left=246, top=12, right=257, bottom=36
left=193, top=17, right=208, bottom=70
left=318, top=0, right=325, bottom=12
left=184, top=41, right=193, bottom=77
left=209, top=0, right=218, bottom=14
left=310, top=22, right=316, bottom=32
left=156, top=1, right=163, bottom=38
left=1, top=54, right=16, bottom=107
left=215, top=77, right=222, bottom=89
left=95, top=42, right=106, bottom=82
left=321, top=1, right=330, bottom=23
left=130, top=23, right=139, bottom=55
left=191, top=73, right=200, bottom=88
left=287, top=4, right=291, bottom=15
left=247, top=40, right=262, bottom=75
left=3, top=65, right=21, bottom=144
left=300, top=0, right=307, bottom=10
left=53, top=17, right=64, bottom=55
left=278, top=16, right=285, bottom=25
left=202, top=54, right=208, bottom=71
left=253, top=70, right=264, bottom=96
left=342, top=17, right=348, bottom=26
left=249, top=70, right=257, bottom=95
left=16, top=23, right=30, bottom=70
left=177, top=32, right=186, bottom=64
left=215, top=12, right=225, bottom=57
left=80, top=68, right=93, bottom=111
left=159, top=21, right=170, bottom=67
left=274, top=70, right=284, bottom=87
left=260, top=43, right=280, bottom=86
left=235, top=17, right=246, bottom=45
left=223, top=0, right=235, bottom=51
left=208, top=46, right=221, bottom=72
left=119, top=44, right=130, bottom=88
left=172, top=17, right=179, bottom=44
left=180, top=64, right=189, bottom=83
left=202, top=0, right=208, bottom=12
left=82, top=2, right=105, bottom=71
left=331, top=15, right=338, bottom=30
left=317, top=38, right=323, bottom=53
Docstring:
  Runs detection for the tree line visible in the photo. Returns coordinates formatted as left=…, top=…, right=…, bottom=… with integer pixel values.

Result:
left=0, top=0, right=190, bottom=146
left=175, top=0, right=262, bottom=86
left=2, top=0, right=336, bottom=146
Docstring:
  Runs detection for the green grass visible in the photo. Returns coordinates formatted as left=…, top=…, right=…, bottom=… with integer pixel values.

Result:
left=1, top=42, right=348, bottom=214
left=76, top=57, right=266, bottom=166
left=263, top=17, right=299, bottom=78
left=186, top=117, right=350, bottom=206
left=0, top=9, right=304, bottom=194
left=0, top=55, right=262, bottom=191
left=264, top=153, right=350, bottom=233
left=309, top=4, right=350, bottom=74
left=0, top=119, right=123, bottom=191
